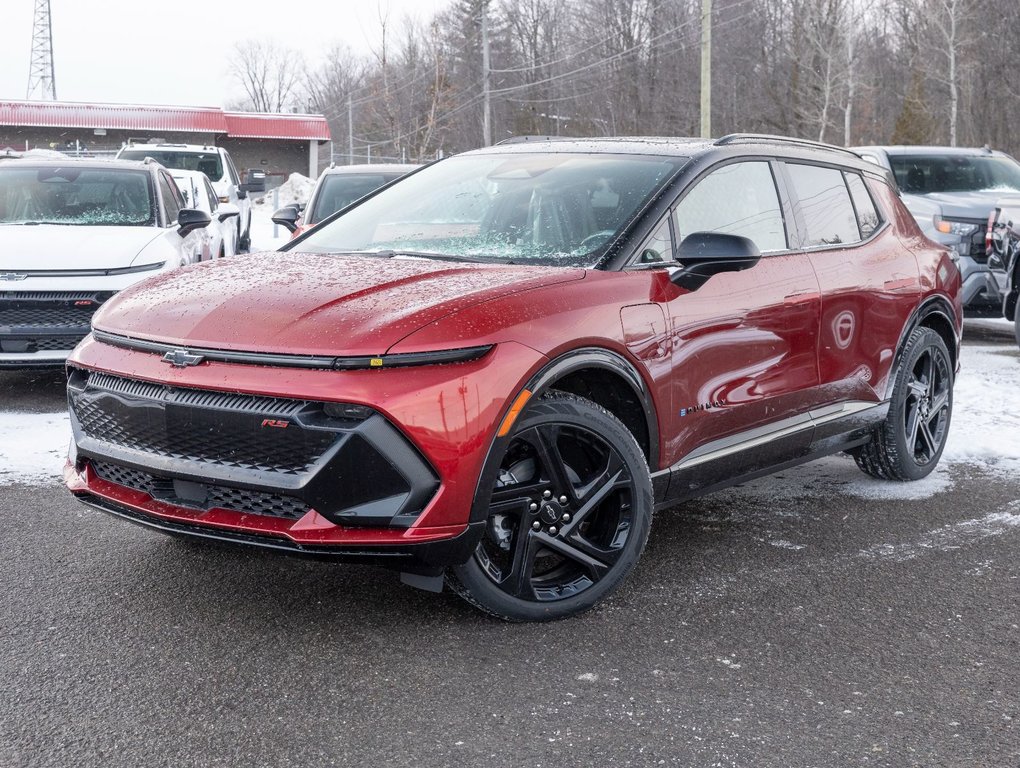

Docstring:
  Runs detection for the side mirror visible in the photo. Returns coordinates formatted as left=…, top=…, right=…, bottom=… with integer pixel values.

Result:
left=272, top=204, right=300, bottom=233
left=217, top=202, right=240, bottom=223
left=177, top=208, right=211, bottom=237
left=671, top=232, right=761, bottom=290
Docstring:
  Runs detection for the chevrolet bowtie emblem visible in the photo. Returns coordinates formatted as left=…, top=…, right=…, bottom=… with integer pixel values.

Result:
left=162, top=349, right=205, bottom=367
left=0, top=273, right=29, bottom=281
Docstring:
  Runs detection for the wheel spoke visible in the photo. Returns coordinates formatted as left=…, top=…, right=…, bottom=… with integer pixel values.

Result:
left=528, top=425, right=577, bottom=501
left=500, top=527, right=540, bottom=599
left=490, top=479, right=546, bottom=505
left=562, top=466, right=626, bottom=533
left=535, top=531, right=613, bottom=583
left=929, top=390, right=949, bottom=416
left=918, top=351, right=934, bottom=396
left=919, top=419, right=939, bottom=459
left=563, top=528, right=625, bottom=569
left=905, top=401, right=922, bottom=455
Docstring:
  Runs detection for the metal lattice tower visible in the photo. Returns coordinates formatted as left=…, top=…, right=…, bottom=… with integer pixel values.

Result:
left=26, top=0, right=57, bottom=100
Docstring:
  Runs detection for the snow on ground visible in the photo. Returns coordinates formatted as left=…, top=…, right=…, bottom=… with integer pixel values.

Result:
left=0, top=411, right=70, bottom=484
left=248, top=173, right=314, bottom=252
left=0, top=328, right=1017, bottom=488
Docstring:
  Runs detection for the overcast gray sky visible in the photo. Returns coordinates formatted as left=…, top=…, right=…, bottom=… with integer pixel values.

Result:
left=0, top=0, right=453, bottom=108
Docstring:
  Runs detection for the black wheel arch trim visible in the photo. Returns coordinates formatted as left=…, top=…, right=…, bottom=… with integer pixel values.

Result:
left=887, top=295, right=960, bottom=399
left=468, top=347, right=660, bottom=527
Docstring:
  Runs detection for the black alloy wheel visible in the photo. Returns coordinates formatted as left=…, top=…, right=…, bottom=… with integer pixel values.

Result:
left=853, top=327, right=953, bottom=481
left=902, top=341, right=951, bottom=466
left=449, top=392, right=652, bottom=621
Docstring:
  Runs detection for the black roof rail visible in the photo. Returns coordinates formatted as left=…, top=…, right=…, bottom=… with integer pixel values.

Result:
left=714, top=133, right=861, bottom=159
left=496, top=135, right=576, bottom=145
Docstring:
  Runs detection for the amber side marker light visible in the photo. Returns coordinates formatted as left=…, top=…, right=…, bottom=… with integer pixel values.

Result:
left=498, top=389, right=533, bottom=437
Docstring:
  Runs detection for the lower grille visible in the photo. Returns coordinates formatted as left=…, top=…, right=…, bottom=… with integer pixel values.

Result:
left=69, top=370, right=340, bottom=475
left=0, top=335, right=81, bottom=354
left=35, top=337, right=79, bottom=351
left=0, top=305, right=96, bottom=328
left=91, top=460, right=310, bottom=521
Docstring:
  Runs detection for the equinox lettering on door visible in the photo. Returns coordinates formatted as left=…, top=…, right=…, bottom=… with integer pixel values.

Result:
left=680, top=401, right=724, bottom=417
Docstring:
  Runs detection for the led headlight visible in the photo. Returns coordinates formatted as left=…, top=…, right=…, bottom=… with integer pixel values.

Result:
left=934, top=218, right=979, bottom=237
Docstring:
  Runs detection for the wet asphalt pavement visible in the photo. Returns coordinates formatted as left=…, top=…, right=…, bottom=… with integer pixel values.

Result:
left=0, top=325, right=1018, bottom=767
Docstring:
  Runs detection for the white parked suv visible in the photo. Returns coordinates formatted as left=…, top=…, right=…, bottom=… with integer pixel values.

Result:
left=116, top=143, right=259, bottom=252
left=169, top=169, right=240, bottom=259
left=0, top=158, right=211, bottom=367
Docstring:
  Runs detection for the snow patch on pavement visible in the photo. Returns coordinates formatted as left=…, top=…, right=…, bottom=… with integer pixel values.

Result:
left=0, top=411, right=70, bottom=484
left=941, top=344, right=1020, bottom=477
left=859, top=504, right=1020, bottom=562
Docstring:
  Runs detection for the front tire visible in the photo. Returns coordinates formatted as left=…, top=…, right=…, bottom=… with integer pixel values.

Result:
left=852, top=327, right=953, bottom=481
left=448, top=392, right=653, bottom=622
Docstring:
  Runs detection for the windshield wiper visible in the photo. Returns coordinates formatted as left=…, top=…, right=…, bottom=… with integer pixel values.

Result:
left=345, top=249, right=494, bottom=264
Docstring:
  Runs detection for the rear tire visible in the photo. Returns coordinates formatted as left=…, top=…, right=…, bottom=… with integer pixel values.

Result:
left=852, top=327, right=953, bottom=481
left=448, top=392, right=653, bottom=622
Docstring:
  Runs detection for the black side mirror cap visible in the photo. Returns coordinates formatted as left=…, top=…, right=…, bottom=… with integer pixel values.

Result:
left=272, top=204, right=300, bottom=233
left=671, top=232, right=761, bottom=290
left=177, top=208, right=211, bottom=237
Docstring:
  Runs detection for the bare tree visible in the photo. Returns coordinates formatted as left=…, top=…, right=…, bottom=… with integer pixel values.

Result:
left=924, top=0, right=978, bottom=146
left=229, top=40, right=306, bottom=113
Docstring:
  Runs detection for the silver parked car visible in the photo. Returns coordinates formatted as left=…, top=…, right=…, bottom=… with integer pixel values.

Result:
left=855, top=145, right=1020, bottom=312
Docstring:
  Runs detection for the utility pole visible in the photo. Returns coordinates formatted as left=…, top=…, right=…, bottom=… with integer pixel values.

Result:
left=699, top=0, right=712, bottom=138
left=26, top=0, right=57, bottom=100
left=347, top=93, right=354, bottom=164
left=481, top=1, right=492, bottom=147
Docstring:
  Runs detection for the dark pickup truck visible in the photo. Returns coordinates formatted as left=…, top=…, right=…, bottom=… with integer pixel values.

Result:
left=987, top=196, right=1020, bottom=347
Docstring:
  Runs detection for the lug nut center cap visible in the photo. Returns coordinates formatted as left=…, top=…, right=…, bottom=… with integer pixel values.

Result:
left=538, top=501, right=562, bottom=525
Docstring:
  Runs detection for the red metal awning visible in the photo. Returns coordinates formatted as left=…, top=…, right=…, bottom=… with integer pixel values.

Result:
left=0, top=100, right=227, bottom=133
left=224, top=112, right=330, bottom=141
left=0, top=100, right=331, bottom=142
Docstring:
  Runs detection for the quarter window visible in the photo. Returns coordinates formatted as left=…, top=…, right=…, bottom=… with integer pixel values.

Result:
left=673, top=161, right=787, bottom=252
left=844, top=172, right=881, bottom=239
left=636, top=217, right=673, bottom=264
left=786, top=163, right=859, bottom=246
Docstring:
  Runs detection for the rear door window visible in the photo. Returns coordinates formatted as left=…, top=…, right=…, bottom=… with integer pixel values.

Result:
left=785, top=163, right=860, bottom=246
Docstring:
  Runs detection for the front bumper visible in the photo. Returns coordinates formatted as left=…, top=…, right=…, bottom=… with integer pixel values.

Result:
left=958, top=257, right=1004, bottom=309
left=64, top=334, right=545, bottom=566
left=67, top=462, right=484, bottom=568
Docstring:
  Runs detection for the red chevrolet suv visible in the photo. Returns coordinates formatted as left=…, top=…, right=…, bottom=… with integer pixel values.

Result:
left=65, top=135, right=962, bottom=621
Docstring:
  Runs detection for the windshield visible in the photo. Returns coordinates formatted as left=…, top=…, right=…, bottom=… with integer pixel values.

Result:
left=891, top=154, right=1020, bottom=194
left=119, top=149, right=223, bottom=182
left=309, top=173, right=405, bottom=225
left=292, top=152, right=684, bottom=266
left=0, top=166, right=154, bottom=226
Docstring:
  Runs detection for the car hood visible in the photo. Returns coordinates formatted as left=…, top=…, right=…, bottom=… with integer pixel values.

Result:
left=93, top=251, right=586, bottom=356
left=0, top=225, right=163, bottom=271
left=903, top=190, right=1015, bottom=219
